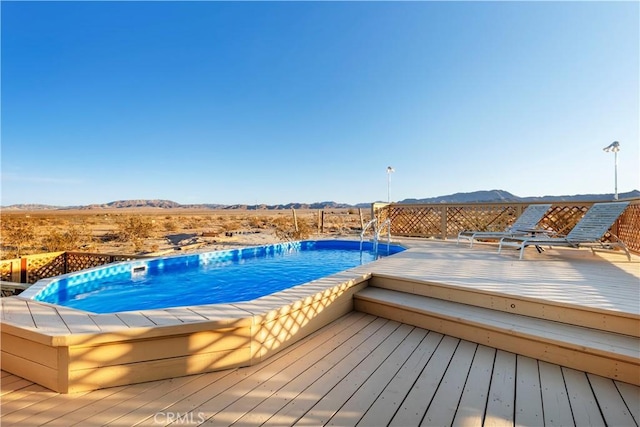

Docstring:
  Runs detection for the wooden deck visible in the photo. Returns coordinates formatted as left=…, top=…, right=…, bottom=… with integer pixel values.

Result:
left=1, top=239, right=639, bottom=425
left=2, top=311, right=638, bottom=426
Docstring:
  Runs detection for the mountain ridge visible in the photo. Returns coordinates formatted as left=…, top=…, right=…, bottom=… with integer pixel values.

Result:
left=2, top=190, right=638, bottom=211
left=398, top=189, right=640, bottom=204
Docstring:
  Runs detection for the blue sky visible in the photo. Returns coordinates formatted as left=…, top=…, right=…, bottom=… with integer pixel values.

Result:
left=2, top=1, right=638, bottom=206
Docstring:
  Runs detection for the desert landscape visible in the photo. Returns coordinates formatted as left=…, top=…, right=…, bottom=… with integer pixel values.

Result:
left=0, top=208, right=373, bottom=260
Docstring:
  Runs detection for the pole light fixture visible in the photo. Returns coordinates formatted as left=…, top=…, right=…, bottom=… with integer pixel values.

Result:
left=602, top=141, right=620, bottom=200
left=386, top=166, right=395, bottom=203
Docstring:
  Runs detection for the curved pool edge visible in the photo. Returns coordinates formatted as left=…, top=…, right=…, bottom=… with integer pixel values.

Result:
left=20, top=239, right=406, bottom=312
left=0, top=257, right=382, bottom=393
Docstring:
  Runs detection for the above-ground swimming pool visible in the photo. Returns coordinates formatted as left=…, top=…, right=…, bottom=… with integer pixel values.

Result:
left=24, top=240, right=405, bottom=314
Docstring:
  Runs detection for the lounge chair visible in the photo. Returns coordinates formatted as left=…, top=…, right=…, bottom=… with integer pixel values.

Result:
left=498, top=201, right=631, bottom=260
left=457, top=204, right=552, bottom=248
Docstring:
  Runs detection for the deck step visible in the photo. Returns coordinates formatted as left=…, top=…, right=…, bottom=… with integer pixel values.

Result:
left=354, top=287, right=640, bottom=386
left=368, top=274, right=640, bottom=338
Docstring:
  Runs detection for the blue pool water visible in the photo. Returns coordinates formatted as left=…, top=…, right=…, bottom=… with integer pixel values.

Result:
left=29, top=240, right=405, bottom=314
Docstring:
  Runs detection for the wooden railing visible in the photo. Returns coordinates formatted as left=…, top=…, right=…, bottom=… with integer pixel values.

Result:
left=373, top=198, right=640, bottom=254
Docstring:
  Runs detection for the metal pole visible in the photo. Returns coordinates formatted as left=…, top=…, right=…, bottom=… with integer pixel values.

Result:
left=614, top=151, right=618, bottom=200
left=386, top=166, right=394, bottom=203
left=603, top=141, right=620, bottom=201
left=387, top=173, right=390, bottom=203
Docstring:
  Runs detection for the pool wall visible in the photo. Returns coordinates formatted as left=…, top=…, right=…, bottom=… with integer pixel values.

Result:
left=1, top=262, right=374, bottom=393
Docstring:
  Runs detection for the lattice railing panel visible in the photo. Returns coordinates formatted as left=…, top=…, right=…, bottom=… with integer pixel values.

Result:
left=538, top=206, right=588, bottom=235
left=447, top=205, right=518, bottom=233
left=617, top=203, right=640, bottom=252
left=388, top=206, right=441, bottom=236
left=0, top=252, right=148, bottom=287
left=27, top=252, right=66, bottom=284
left=376, top=200, right=639, bottom=253
left=0, top=261, right=13, bottom=282
left=66, top=253, right=140, bottom=274
left=67, top=253, right=112, bottom=273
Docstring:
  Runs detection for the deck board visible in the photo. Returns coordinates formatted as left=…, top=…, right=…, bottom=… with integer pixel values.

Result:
left=356, top=331, right=444, bottom=426
left=484, top=350, right=516, bottom=427
left=90, top=375, right=208, bottom=426
left=191, top=313, right=373, bottom=426
left=262, top=317, right=397, bottom=426
left=114, top=311, right=156, bottom=328
left=562, top=367, right=606, bottom=426
left=26, top=302, right=70, bottom=334
left=327, top=327, right=428, bottom=427
left=1, top=298, right=35, bottom=328
left=249, top=316, right=380, bottom=425
left=88, top=312, right=129, bottom=331
left=421, top=339, right=477, bottom=426
left=539, top=361, right=574, bottom=426
left=389, top=335, right=459, bottom=426
left=452, top=345, right=496, bottom=427
left=617, top=380, right=640, bottom=422
left=46, top=383, right=157, bottom=426
left=515, top=356, right=543, bottom=426
left=19, top=383, right=128, bottom=426
left=294, top=323, right=413, bottom=426
left=588, top=373, right=638, bottom=426
left=1, top=388, right=92, bottom=425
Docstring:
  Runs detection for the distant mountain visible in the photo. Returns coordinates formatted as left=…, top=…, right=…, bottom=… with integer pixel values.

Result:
left=516, top=190, right=640, bottom=202
left=80, top=199, right=183, bottom=209
left=398, top=189, right=640, bottom=204
left=400, top=190, right=519, bottom=204
left=1, top=199, right=357, bottom=211
left=219, top=201, right=355, bottom=210
left=2, top=190, right=638, bottom=211
left=0, top=203, right=66, bottom=211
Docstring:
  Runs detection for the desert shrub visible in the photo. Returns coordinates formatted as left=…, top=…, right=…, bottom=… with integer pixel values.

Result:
left=49, top=217, right=69, bottom=226
left=115, top=216, right=154, bottom=252
left=163, top=218, right=178, bottom=232
left=220, top=220, right=243, bottom=232
left=248, top=216, right=268, bottom=229
left=1, top=218, right=37, bottom=257
left=41, top=225, right=87, bottom=252
left=184, top=217, right=203, bottom=229
left=271, top=216, right=313, bottom=240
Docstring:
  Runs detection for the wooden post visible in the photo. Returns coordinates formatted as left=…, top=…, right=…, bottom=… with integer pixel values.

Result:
left=321, top=211, right=325, bottom=234
left=292, top=208, right=299, bottom=233
left=64, top=252, right=69, bottom=275
left=20, top=258, right=27, bottom=284
left=317, top=210, right=321, bottom=234
left=440, top=206, right=448, bottom=239
left=10, top=259, right=21, bottom=283
left=358, top=208, right=364, bottom=230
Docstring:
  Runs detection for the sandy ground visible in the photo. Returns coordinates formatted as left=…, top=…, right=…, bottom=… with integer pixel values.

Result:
left=0, top=209, right=371, bottom=259
left=143, top=228, right=293, bottom=256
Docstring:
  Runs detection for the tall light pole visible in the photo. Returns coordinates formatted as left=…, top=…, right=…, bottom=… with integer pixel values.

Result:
left=386, top=166, right=395, bottom=203
left=603, top=141, right=620, bottom=200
